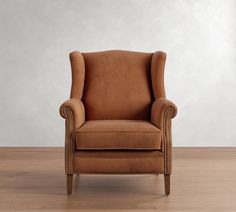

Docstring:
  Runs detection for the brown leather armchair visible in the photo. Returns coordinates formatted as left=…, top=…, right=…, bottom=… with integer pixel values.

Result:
left=60, top=50, right=177, bottom=196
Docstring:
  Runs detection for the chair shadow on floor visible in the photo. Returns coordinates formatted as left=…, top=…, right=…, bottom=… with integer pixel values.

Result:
left=2, top=171, right=167, bottom=210
left=68, top=174, right=167, bottom=209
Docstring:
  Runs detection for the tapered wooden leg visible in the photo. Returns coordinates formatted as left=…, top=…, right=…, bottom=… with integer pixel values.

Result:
left=164, top=174, right=170, bottom=196
left=67, top=174, right=73, bottom=195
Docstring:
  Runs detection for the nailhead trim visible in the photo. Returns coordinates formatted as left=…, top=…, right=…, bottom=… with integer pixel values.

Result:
left=163, top=106, right=176, bottom=174
left=64, top=107, right=75, bottom=174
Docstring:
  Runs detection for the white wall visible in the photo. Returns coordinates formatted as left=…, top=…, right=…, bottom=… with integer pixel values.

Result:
left=0, top=0, right=236, bottom=147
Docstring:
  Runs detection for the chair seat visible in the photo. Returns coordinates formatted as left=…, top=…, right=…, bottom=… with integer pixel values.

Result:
left=75, top=120, right=161, bottom=150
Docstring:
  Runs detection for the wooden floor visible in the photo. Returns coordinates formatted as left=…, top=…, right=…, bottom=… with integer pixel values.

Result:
left=0, top=148, right=236, bottom=212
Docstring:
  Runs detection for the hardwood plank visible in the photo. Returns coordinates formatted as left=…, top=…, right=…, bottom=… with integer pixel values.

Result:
left=0, top=147, right=236, bottom=211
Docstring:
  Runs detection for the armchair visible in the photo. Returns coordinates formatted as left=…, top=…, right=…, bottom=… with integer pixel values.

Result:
left=60, top=50, right=177, bottom=195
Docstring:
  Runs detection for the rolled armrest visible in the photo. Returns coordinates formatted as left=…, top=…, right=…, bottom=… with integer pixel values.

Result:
left=60, top=98, right=85, bottom=174
left=151, top=98, right=177, bottom=129
left=60, top=98, right=85, bottom=130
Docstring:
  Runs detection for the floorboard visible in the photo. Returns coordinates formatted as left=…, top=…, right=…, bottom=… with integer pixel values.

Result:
left=0, top=147, right=236, bottom=211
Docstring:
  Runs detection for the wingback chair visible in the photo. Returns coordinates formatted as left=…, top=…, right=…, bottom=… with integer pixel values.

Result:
left=59, top=50, right=177, bottom=196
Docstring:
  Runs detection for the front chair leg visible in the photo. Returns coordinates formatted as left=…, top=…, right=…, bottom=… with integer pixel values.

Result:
left=67, top=174, right=73, bottom=195
left=164, top=174, right=170, bottom=196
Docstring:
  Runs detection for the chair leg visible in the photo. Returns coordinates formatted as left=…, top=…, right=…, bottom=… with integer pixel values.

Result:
left=67, top=174, right=73, bottom=195
left=164, top=174, right=170, bottom=196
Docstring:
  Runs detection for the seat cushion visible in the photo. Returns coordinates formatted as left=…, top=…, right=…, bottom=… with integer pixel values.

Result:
left=75, top=120, right=161, bottom=150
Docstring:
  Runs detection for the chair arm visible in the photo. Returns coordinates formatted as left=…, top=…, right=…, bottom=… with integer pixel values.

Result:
left=151, top=98, right=177, bottom=174
left=59, top=98, right=85, bottom=174
left=60, top=98, right=85, bottom=130
left=151, top=98, right=177, bottom=129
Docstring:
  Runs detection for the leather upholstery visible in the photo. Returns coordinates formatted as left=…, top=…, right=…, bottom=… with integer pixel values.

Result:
left=82, top=50, right=153, bottom=120
left=69, top=52, right=85, bottom=99
left=60, top=98, right=85, bottom=129
left=151, top=98, right=177, bottom=174
left=59, top=50, right=177, bottom=176
left=151, top=98, right=177, bottom=129
left=59, top=98, right=85, bottom=174
left=151, top=51, right=166, bottom=99
left=74, top=150, right=164, bottom=174
left=75, top=120, right=161, bottom=150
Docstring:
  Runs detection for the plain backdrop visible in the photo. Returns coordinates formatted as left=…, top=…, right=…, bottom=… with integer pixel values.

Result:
left=0, top=0, right=236, bottom=146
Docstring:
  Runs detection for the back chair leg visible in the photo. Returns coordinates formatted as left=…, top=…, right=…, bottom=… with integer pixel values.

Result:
left=67, top=174, right=73, bottom=195
left=164, top=174, right=170, bottom=196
